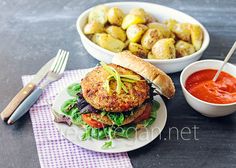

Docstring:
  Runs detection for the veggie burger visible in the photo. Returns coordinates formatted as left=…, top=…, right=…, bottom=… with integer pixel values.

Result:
left=58, top=51, right=175, bottom=146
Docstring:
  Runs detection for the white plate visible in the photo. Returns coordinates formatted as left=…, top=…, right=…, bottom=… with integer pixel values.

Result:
left=52, top=84, right=167, bottom=153
left=76, top=2, right=210, bottom=73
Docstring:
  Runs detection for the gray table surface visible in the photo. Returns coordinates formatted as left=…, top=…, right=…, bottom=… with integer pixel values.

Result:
left=0, top=0, right=236, bottom=168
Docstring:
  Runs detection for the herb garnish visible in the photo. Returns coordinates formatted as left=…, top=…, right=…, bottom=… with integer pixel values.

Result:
left=100, top=62, right=140, bottom=94
left=102, top=141, right=113, bottom=149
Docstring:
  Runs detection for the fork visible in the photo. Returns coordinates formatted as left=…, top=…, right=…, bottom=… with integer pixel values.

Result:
left=7, top=49, right=69, bottom=124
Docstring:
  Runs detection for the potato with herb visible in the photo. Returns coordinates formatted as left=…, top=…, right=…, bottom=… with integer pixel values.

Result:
left=172, top=23, right=191, bottom=42
left=128, top=42, right=149, bottom=58
left=126, top=24, right=148, bottom=43
left=121, top=14, right=146, bottom=30
left=91, top=33, right=101, bottom=44
left=129, top=8, right=156, bottom=23
left=88, top=5, right=109, bottom=25
left=106, top=26, right=126, bottom=42
left=147, top=22, right=171, bottom=38
left=141, top=28, right=163, bottom=49
left=93, top=33, right=125, bottom=52
left=107, top=7, right=125, bottom=26
left=165, top=19, right=178, bottom=31
left=190, top=24, right=203, bottom=51
left=175, top=40, right=195, bottom=57
left=84, top=21, right=104, bottom=35
left=152, top=38, right=176, bottom=59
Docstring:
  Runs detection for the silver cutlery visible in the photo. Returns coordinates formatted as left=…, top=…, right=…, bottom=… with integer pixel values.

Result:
left=7, top=49, right=69, bottom=124
left=1, top=58, right=54, bottom=121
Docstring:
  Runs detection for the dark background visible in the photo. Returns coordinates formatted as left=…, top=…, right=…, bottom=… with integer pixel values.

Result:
left=0, top=0, right=236, bottom=168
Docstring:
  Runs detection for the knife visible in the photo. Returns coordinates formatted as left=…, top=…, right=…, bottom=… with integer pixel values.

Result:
left=0, top=58, right=54, bottom=121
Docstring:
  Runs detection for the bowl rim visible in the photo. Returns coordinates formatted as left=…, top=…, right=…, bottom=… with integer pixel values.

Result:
left=180, top=59, right=236, bottom=106
left=76, top=1, right=210, bottom=63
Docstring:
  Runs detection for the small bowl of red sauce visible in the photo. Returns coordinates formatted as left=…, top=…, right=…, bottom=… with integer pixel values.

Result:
left=180, top=59, right=236, bottom=117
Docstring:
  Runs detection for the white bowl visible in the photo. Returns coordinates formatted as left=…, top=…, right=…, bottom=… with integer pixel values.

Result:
left=180, top=60, right=236, bottom=117
left=76, top=2, right=210, bottom=74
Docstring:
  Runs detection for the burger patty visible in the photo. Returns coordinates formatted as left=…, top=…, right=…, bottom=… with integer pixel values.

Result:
left=90, top=103, right=151, bottom=126
left=81, top=64, right=150, bottom=112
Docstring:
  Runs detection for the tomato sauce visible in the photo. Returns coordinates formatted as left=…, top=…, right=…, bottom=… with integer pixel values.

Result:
left=185, top=69, right=236, bottom=104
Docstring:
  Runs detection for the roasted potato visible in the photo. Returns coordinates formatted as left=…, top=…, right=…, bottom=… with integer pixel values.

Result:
left=126, top=24, right=148, bottom=43
left=83, top=21, right=104, bottom=34
left=88, top=5, right=108, bottom=25
left=129, top=8, right=156, bottom=23
left=147, top=22, right=171, bottom=38
left=92, top=33, right=125, bottom=52
left=172, top=23, right=191, bottom=42
left=141, top=28, right=163, bottom=49
left=165, top=19, right=178, bottom=31
left=106, top=26, right=126, bottom=42
left=128, top=42, right=149, bottom=58
left=175, top=40, right=195, bottom=57
left=107, top=7, right=125, bottom=26
left=190, top=24, right=203, bottom=51
left=91, top=33, right=101, bottom=44
left=152, top=38, right=176, bottom=59
left=121, top=14, right=146, bottom=30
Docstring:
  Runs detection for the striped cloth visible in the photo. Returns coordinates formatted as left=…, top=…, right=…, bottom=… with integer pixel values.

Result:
left=22, top=69, right=132, bottom=168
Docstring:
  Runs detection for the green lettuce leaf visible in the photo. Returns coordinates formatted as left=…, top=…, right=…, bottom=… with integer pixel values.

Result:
left=150, top=100, right=160, bottom=118
left=61, top=98, right=78, bottom=115
left=115, top=125, right=136, bottom=138
left=102, top=141, right=112, bottom=149
left=67, top=83, right=81, bottom=97
left=71, top=110, right=85, bottom=126
left=90, top=128, right=108, bottom=140
left=107, top=113, right=125, bottom=126
left=81, top=126, right=92, bottom=141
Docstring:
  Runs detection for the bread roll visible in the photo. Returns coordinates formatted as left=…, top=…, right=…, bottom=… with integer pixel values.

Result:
left=112, top=51, right=175, bottom=98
